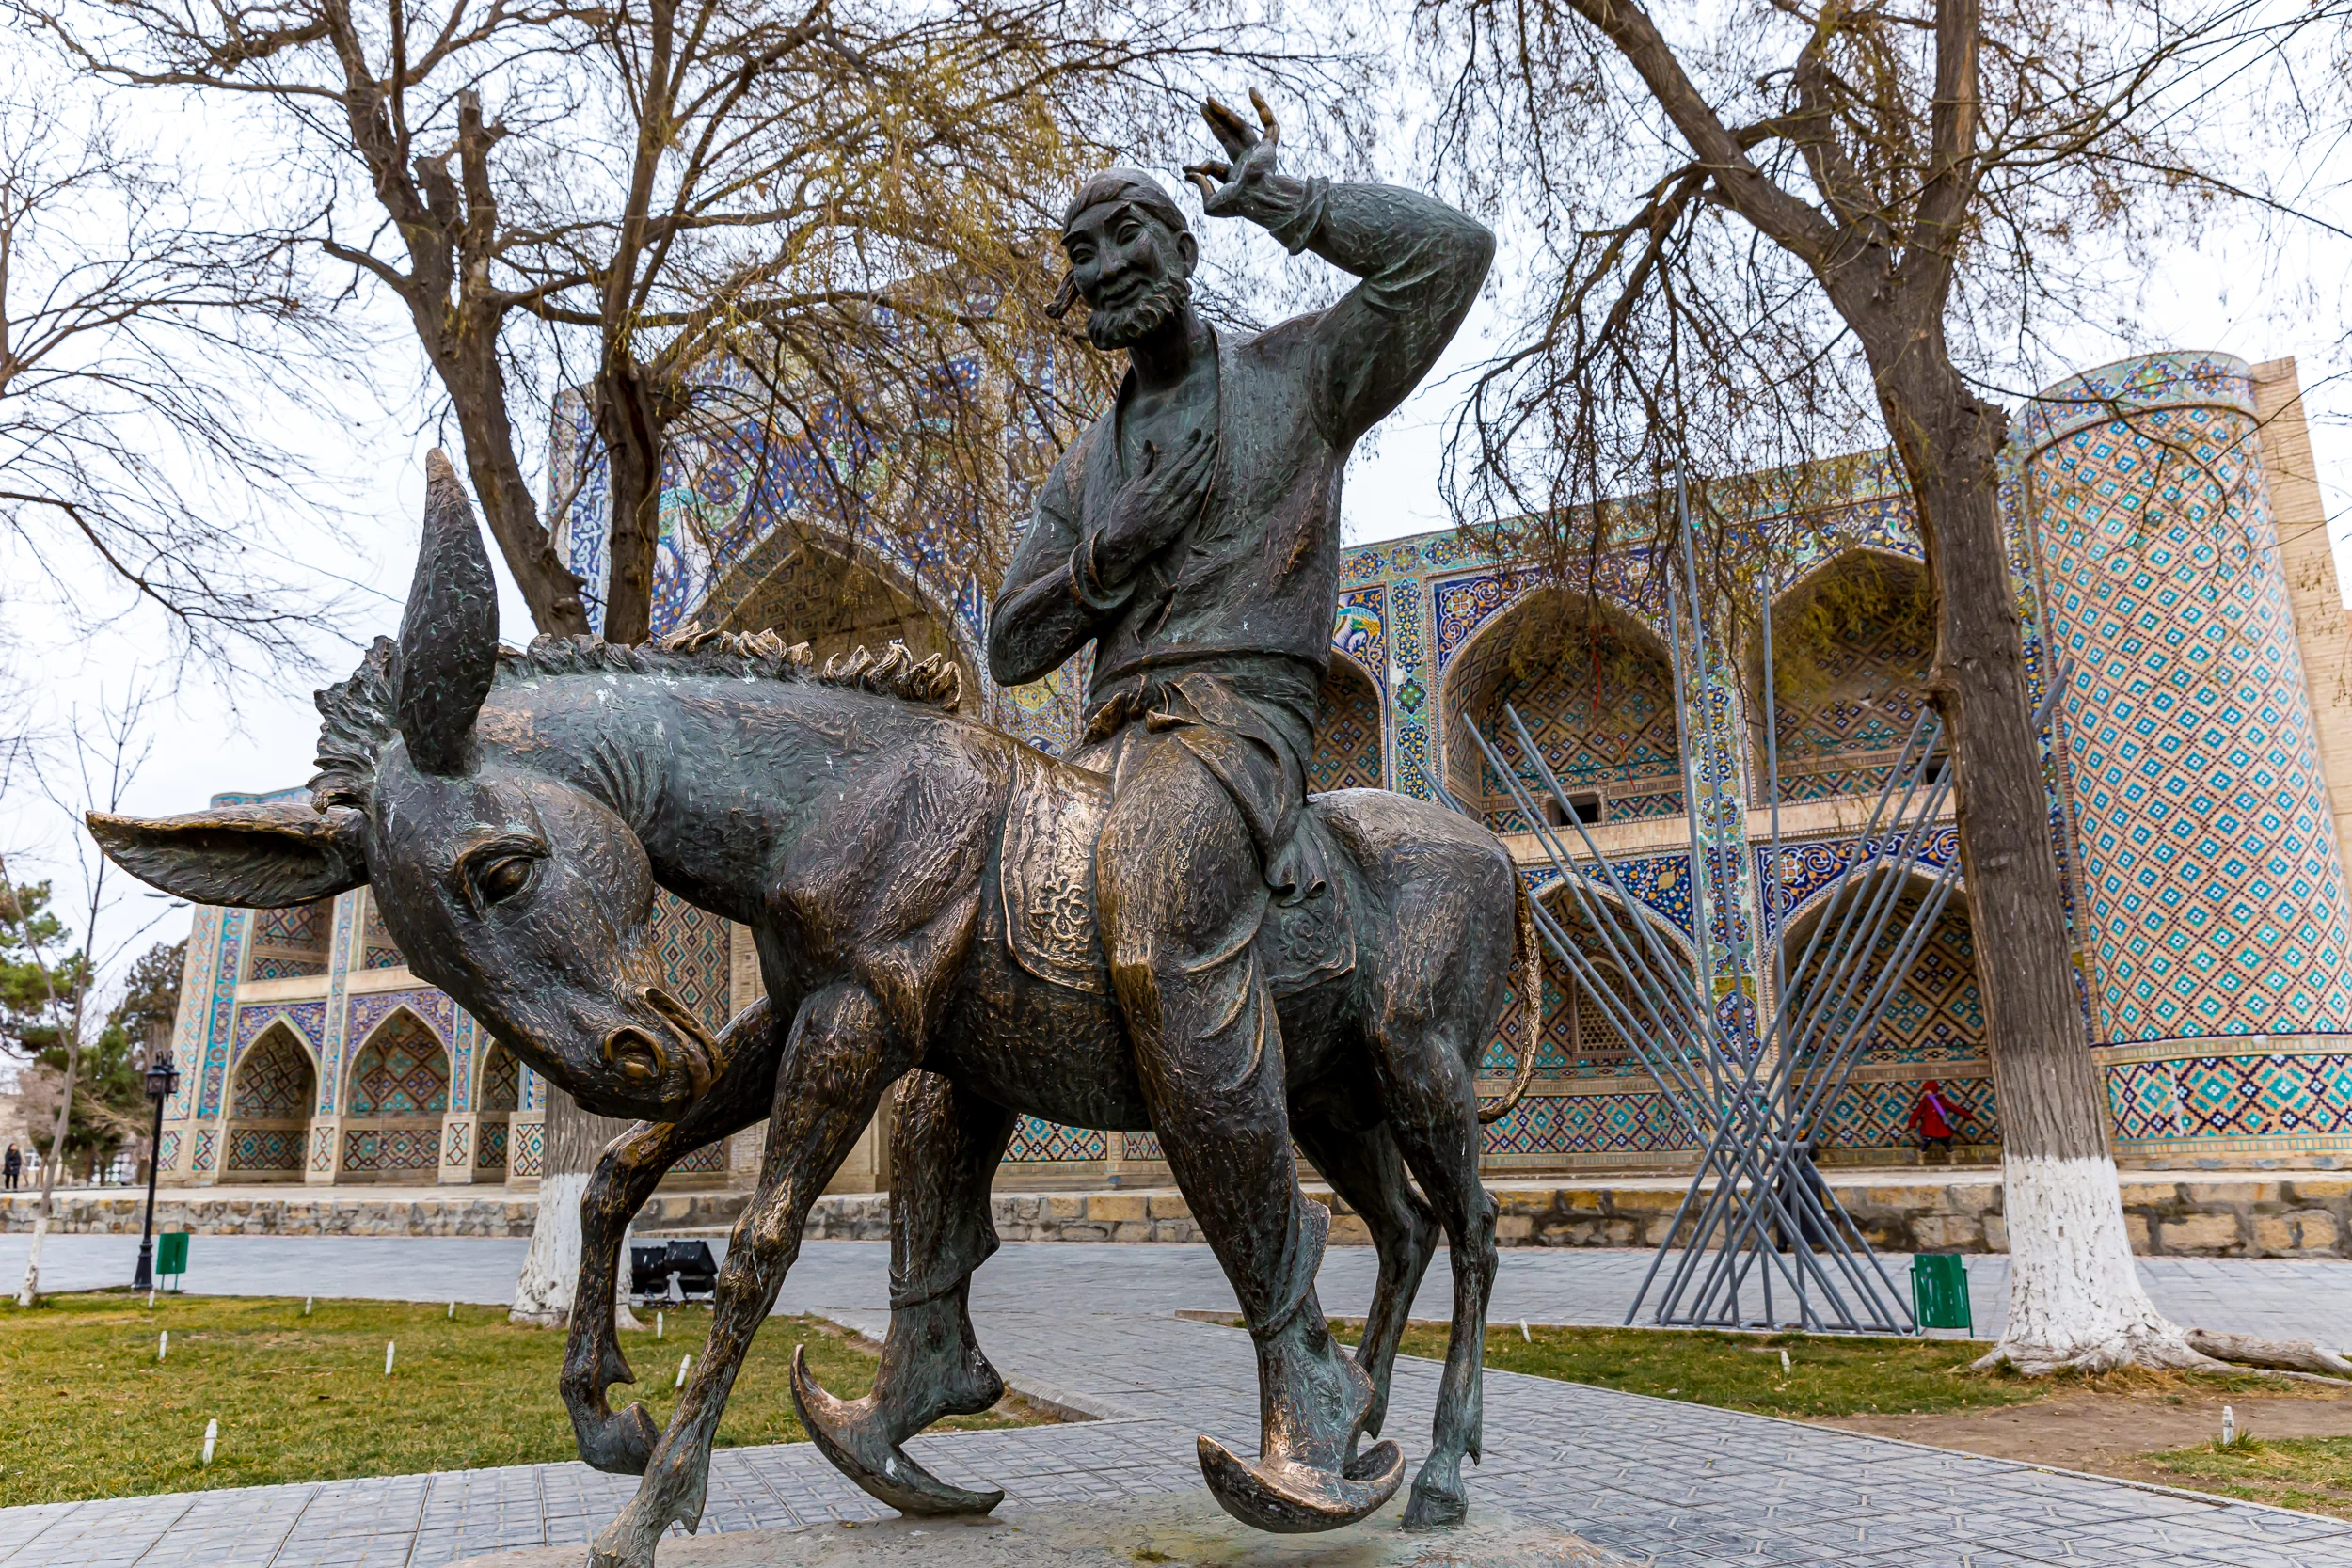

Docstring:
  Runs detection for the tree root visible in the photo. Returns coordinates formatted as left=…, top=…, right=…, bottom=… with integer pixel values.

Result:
left=1974, top=1326, right=2351, bottom=1383
left=2185, top=1328, right=2352, bottom=1378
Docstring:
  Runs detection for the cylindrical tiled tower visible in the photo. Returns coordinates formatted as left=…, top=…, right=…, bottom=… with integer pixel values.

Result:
left=2020, top=353, right=2352, bottom=1058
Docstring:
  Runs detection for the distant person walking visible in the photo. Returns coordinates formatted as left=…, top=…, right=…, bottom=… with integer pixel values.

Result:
left=3, top=1143, right=21, bottom=1191
left=1908, top=1080, right=1969, bottom=1162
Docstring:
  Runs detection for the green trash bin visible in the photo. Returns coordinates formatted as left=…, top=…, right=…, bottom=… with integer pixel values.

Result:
left=1911, top=1252, right=1973, bottom=1335
left=155, top=1231, right=189, bottom=1291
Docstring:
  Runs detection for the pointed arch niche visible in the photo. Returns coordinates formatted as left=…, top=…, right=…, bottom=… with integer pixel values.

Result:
left=1486, top=882, right=1692, bottom=1083
left=1308, top=653, right=1385, bottom=792
left=474, top=1041, right=522, bottom=1178
left=700, top=529, right=975, bottom=691
left=340, top=1010, right=452, bottom=1181
left=1752, top=551, right=1938, bottom=803
left=1774, top=866, right=1995, bottom=1157
left=1443, top=590, right=1683, bottom=834
left=224, top=1022, right=316, bottom=1180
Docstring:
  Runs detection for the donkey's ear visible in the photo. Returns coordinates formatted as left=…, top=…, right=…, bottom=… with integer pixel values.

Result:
left=395, top=449, right=500, bottom=774
left=87, top=804, right=369, bottom=907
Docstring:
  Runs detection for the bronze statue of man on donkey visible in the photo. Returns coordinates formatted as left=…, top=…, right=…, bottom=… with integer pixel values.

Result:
left=87, top=92, right=1524, bottom=1568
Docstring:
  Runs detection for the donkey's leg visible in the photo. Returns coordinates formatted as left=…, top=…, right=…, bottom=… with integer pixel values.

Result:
left=563, top=1029, right=778, bottom=1474
left=590, top=982, right=916, bottom=1568
left=1292, top=1114, right=1440, bottom=1455
left=792, top=1068, right=1017, bottom=1514
left=1369, top=1018, right=1499, bottom=1530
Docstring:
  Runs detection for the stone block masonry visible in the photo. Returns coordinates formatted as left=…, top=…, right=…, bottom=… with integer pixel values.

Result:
left=12, top=1170, right=2350, bottom=1259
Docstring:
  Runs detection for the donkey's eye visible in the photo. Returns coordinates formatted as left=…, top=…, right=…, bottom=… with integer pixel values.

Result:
left=476, top=855, right=535, bottom=906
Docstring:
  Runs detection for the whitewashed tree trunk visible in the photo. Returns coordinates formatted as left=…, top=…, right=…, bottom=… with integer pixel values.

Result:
left=1978, top=1154, right=2207, bottom=1373
left=14, top=1211, right=45, bottom=1307
left=511, top=1092, right=640, bottom=1329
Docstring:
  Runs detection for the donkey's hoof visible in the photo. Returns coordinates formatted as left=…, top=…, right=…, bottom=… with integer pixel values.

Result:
left=573, top=1399, right=659, bottom=1476
left=1401, top=1472, right=1469, bottom=1529
left=1197, top=1435, right=1403, bottom=1534
left=791, top=1345, right=1004, bottom=1517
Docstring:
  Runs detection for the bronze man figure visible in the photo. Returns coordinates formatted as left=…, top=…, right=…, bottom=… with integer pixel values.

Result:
left=989, top=93, right=1493, bottom=1527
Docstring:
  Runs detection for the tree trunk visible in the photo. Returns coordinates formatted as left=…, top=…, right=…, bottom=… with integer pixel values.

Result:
left=590, top=357, right=669, bottom=645
left=423, top=310, right=596, bottom=641
left=1876, top=351, right=2204, bottom=1371
left=510, top=1090, right=641, bottom=1328
left=16, top=1043, right=80, bottom=1307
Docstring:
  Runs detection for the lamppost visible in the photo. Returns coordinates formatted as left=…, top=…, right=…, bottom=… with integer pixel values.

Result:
left=131, top=1039, right=180, bottom=1292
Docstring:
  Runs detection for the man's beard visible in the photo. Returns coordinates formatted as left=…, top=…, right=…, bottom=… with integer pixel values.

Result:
left=1085, top=274, right=1192, bottom=351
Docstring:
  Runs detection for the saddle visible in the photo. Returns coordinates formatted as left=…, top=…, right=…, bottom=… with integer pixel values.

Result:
left=998, top=751, right=1355, bottom=997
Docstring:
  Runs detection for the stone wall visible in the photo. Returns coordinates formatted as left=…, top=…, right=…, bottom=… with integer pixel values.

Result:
left=16, top=1173, right=2347, bottom=1259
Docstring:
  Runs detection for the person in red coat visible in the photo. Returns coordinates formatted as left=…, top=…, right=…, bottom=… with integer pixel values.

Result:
left=1908, top=1080, right=1969, bottom=1162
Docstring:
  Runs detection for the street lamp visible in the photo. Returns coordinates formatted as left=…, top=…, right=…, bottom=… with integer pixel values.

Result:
left=131, top=1039, right=180, bottom=1293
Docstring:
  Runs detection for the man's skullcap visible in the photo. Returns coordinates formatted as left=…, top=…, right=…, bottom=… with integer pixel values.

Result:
left=1062, top=168, right=1190, bottom=238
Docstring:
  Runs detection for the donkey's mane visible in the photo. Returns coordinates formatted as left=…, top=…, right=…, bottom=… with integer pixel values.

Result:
left=312, top=626, right=962, bottom=810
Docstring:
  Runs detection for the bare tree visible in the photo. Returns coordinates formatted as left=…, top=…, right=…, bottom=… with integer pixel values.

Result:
left=0, top=70, right=348, bottom=673
left=1416, top=0, right=2345, bottom=1370
left=6, top=686, right=169, bottom=1304
left=29, top=0, right=1346, bottom=641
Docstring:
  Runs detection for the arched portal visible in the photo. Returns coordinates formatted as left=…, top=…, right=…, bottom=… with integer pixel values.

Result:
left=702, top=531, right=974, bottom=691
left=1443, top=590, right=1683, bottom=834
left=1308, top=653, right=1384, bottom=792
left=224, top=1023, right=315, bottom=1180
left=341, top=1011, right=452, bottom=1181
left=1486, top=881, right=1694, bottom=1085
left=475, top=1041, right=521, bottom=1178
left=1775, top=868, right=1993, bottom=1155
left=1754, top=551, right=1937, bottom=801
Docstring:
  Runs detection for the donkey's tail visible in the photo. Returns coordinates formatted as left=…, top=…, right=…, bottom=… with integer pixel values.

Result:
left=1480, top=877, right=1545, bottom=1126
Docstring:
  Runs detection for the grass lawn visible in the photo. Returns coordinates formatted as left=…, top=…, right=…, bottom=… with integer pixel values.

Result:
left=2148, top=1434, right=2352, bottom=1517
left=1343, top=1320, right=2044, bottom=1419
left=1349, top=1321, right=2298, bottom=1421
left=0, top=1293, right=1036, bottom=1508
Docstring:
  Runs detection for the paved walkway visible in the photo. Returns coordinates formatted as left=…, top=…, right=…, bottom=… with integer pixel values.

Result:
left=4, top=1239, right=2350, bottom=1565
left=8, top=1230, right=2351, bottom=1346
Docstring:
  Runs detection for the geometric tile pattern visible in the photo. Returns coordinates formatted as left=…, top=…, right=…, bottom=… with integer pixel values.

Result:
left=1480, top=1090, right=1698, bottom=1157
left=475, top=1118, right=510, bottom=1170
left=228, top=1025, right=315, bottom=1119
left=1446, top=597, right=1683, bottom=833
left=1307, top=656, right=1384, bottom=792
left=1818, top=1075, right=1998, bottom=1148
left=1780, top=888, right=1987, bottom=1066
left=2025, top=381, right=2352, bottom=1044
left=478, top=1047, right=520, bottom=1114
left=1765, top=554, right=1934, bottom=803
left=342, top=1126, right=439, bottom=1172
left=2106, top=1051, right=2352, bottom=1141
left=359, top=895, right=406, bottom=971
left=510, top=1118, right=545, bottom=1179
left=652, top=892, right=734, bottom=1037
left=346, top=1013, right=451, bottom=1117
left=246, top=899, right=331, bottom=980
left=1006, top=1117, right=1109, bottom=1163
left=674, top=1142, right=730, bottom=1173
left=225, top=1126, right=306, bottom=1171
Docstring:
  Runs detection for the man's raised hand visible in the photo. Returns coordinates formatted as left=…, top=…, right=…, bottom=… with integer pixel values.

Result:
left=1098, top=428, right=1217, bottom=583
left=1184, top=90, right=1284, bottom=220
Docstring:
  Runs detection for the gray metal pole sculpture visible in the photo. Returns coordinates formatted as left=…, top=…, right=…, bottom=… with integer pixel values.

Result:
left=1452, top=501, right=2060, bottom=1334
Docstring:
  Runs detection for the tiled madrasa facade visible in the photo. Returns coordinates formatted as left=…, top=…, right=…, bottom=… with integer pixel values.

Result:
left=152, top=352, right=2352, bottom=1191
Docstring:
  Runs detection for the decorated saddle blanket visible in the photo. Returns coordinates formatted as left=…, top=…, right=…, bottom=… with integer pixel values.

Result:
left=998, top=751, right=1354, bottom=997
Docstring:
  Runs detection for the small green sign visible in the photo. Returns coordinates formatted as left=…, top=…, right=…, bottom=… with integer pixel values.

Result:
left=155, top=1231, right=189, bottom=1285
left=1910, top=1252, right=1972, bottom=1333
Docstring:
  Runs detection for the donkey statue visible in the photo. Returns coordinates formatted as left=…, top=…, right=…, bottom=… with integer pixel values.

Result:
left=88, top=456, right=1536, bottom=1568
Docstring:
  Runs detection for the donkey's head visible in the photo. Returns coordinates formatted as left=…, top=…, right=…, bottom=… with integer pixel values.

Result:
left=87, top=453, right=715, bottom=1121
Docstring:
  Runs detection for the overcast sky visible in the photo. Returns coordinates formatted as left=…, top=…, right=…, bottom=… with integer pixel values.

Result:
left=5, top=26, right=2349, bottom=996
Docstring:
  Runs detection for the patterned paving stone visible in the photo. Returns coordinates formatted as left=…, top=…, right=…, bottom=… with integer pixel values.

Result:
left=4, top=1240, right=2351, bottom=1564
